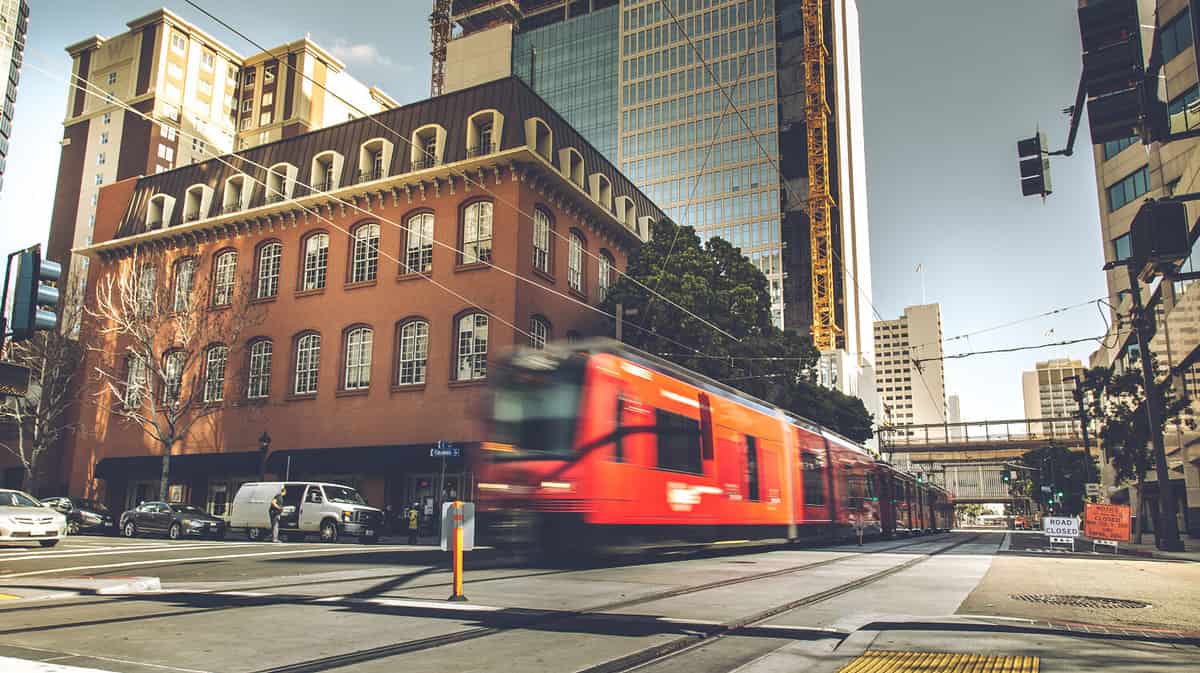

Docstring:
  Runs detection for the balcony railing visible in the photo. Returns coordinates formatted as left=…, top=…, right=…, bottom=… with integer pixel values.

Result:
left=223, top=203, right=241, bottom=215
left=315, top=178, right=334, bottom=192
left=466, top=143, right=496, bottom=159
left=184, top=211, right=201, bottom=223
left=358, top=168, right=382, bottom=184
left=146, top=219, right=162, bottom=229
left=266, top=192, right=286, bottom=204
left=412, top=156, right=437, bottom=171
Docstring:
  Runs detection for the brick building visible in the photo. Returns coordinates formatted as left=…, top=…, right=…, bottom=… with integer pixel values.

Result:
left=67, top=77, right=661, bottom=518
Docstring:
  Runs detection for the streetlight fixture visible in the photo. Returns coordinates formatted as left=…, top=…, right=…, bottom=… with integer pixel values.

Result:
left=258, top=431, right=271, bottom=481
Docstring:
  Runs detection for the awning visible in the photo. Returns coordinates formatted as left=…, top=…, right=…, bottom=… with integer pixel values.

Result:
left=94, top=451, right=262, bottom=481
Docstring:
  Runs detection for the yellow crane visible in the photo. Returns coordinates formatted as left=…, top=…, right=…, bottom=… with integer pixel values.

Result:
left=803, top=0, right=839, bottom=350
left=430, top=0, right=452, bottom=97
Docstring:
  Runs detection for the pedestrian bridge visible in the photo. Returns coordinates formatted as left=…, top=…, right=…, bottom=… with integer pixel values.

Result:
left=879, top=418, right=1088, bottom=504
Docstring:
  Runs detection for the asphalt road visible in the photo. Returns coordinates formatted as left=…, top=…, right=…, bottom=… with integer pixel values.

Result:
left=0, top=531, right=1194, bottom=673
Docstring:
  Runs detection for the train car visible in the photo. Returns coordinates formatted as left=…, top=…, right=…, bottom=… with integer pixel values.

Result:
left=475, top=340, right=909, bottom=556
left=928, top=484, right=954, bottom=532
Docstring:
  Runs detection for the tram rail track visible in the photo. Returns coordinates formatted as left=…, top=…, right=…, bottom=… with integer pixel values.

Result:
left=250, top=533, right=972, bottom=673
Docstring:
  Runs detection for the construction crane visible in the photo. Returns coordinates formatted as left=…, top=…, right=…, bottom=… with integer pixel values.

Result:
left=803, top=0, right=839, bottom=351
left=430, top=0, right=452, bottom=97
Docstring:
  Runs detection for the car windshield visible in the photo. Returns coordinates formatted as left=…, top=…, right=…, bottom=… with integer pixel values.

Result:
left=323, top=486, right=365, bottom=505
left=170, top=504, right=204, bottom=514
left=0, top=491, right=41, bottom=507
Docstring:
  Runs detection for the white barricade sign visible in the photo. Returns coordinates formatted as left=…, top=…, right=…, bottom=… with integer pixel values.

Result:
left=1043, top=516, right=1080, bottom=538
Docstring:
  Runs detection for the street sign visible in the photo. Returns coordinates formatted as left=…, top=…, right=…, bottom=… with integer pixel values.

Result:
left=440, top=501, right=475, bottom=551
left=1084, top=502, right=1131, bottom=543
left=1043, top=516, right=1080, bottom=537
left=1040, top=485, right=1052, bottom=493
left=1085, top=483, right=1101, bottom=497
left=430, top=440, right=460, bottom=458
left=0, top=362, right=30, bottom=396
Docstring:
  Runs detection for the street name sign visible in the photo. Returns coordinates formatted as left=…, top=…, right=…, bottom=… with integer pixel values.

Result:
left=1043, top=516, right=1080, bottom=537
left=430, top=441, right=460, bottom=458
left=1084, top=502, right=1131, bottom=543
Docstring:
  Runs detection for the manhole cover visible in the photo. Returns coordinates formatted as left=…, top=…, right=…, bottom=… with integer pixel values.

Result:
left=1009, top=594, right=1150, bottom=609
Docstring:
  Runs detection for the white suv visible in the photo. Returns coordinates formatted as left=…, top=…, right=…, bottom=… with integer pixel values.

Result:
left=0, top=488, right=67, bottom=547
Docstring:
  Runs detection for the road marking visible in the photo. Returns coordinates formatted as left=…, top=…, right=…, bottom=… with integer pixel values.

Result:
left=314, top=596, right=503, bottom=612
left=0, top=545, right=413, bottom=579
left=0, top=542, right=267, bottom=561
left=0, top=653, right=211, bottom=673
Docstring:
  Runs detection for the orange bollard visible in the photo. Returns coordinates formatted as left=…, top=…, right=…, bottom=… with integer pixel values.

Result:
left=448, top=500, right=467, bottom=602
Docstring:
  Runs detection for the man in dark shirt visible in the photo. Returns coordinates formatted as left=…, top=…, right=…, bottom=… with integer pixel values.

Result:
left=269, top=487, right=286, bottom=543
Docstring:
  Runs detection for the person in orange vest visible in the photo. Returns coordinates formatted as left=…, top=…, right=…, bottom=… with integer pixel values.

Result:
left=407, top=503, right=419, bottom=545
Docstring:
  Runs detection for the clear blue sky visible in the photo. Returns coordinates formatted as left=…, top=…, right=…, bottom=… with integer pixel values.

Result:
left=1, top=1, right=1106, bottom=423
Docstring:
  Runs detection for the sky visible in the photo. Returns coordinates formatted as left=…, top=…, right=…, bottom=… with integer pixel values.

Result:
left=1, top=1, right=1107, bottom=424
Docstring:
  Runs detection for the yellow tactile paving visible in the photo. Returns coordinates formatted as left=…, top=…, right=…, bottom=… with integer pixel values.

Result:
left=0, top=593, right=19, bottom=600
left=838, top=650, right=1039, bottom=673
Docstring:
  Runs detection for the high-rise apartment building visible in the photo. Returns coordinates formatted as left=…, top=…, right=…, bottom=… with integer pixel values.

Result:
left=0, top=0, right=29, bottom=193
left=873, top=304, right=946, bottom=428
left=46, top=8, right=395, bottom=293
left=443, top=0, right=875, bottom=403
left=1021, top=358, right=1084, bottom=436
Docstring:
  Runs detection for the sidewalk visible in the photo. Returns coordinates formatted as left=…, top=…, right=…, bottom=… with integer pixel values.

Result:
left=1118, top=535, right=1200, bottom=562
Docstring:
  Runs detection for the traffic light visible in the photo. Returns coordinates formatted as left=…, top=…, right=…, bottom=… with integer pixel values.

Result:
left=1131, top=200, right=1190, bottom=272
left=10, top=248, right=61, bottom=341
left=1017, top=133, right=1052, bottom=197
left=1001, top=471, right=1011, bottom=484
left=1078, top=0, right=1158, bottom=144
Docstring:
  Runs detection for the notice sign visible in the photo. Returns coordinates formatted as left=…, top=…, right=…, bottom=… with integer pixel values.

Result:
left=1043, top=516, right=1080, bottom=537
left=1084, top=503, right=1131, bottom=543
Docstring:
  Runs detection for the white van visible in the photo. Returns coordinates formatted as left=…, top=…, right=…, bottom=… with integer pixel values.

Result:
left=229, top=482, right=383, bottom=543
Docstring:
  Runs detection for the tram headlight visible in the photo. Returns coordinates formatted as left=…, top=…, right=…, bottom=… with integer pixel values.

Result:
left=539, top=481, right=573, bottom=491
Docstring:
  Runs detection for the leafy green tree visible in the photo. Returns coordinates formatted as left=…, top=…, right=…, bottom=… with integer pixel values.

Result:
left=1019, top=442, right=1094, bottom=516
left=1084, top=363, right=1192, bottom=543
left=602, top=219, right=873, bottom=441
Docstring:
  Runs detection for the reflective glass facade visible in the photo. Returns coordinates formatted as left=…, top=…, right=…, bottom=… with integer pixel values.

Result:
left=619, top=0, right=784, bottom=328
left=514, top=6, right=621, bottom=162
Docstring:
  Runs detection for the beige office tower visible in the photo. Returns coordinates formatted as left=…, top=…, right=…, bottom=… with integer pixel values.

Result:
left=1021, top=359, right=1085, bottom=436
left=46, top=8, right=395, bottom=300
left=873, top=304, right=947, bottom=429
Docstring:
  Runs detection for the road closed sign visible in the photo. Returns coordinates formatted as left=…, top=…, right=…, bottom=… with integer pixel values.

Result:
left=1084, top=503, right=1131, bottom=543
left=1043, top=516, right=1080, bottom=537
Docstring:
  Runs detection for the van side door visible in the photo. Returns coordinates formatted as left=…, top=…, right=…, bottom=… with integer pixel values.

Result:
left=300, top=485, right=325, bottom=531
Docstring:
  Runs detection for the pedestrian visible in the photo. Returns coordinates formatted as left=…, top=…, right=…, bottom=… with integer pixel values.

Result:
left=269, top=487, right=286, bottom=543
left=407, top=502, right=420, bottom=545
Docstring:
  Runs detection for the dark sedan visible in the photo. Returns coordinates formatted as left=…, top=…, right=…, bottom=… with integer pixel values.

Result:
left=42, top=496, right=117, bottom=535
left=120, top=501, right=227, bottom=540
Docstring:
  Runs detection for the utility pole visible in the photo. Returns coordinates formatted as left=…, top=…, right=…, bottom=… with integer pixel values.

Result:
left=1125, top=268, right=1185, bottom=551
left=615, top=302, right=622, bottom=342
left=1063, top=374, right=1095, bottom=490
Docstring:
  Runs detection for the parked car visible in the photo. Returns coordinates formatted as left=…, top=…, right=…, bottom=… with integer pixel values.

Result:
left=41, top=496, right=117, bottom=535
left=0, top=488, right=66, bottom=547
left=229, top=482, right=382, bottom=543
left=120, top=501, right=227, bottom=540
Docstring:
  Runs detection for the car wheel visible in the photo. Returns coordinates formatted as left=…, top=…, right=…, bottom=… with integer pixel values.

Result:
left=40, top=540, right=59, bottom=548
left=67, top=522, right=80, bottom=536
left=247, top=527, right=263, bottom=541
left=168, top=523, right=182, bottom=540
left=123, top=521, right=137, bottom=538
left=319, top=519, right=339, bottom=543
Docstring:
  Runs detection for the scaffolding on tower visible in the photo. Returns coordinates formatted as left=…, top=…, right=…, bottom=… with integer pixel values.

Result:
left=803, top=0, right=839, bottom=351
left=430, top=0, right=452, bottom=97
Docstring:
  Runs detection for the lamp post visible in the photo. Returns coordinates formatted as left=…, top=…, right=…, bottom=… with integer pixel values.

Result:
left=1062, top=374, right=1096, bottom=492
left=258, top=431, right=271, bottom=481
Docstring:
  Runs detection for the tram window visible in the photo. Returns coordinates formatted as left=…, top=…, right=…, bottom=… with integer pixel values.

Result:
left=801, top=452, right=825, bottom=506
left=746, top=436, right=760, bottom=502
left=654, top=409, right=703, bottom=474
left=614, top=397, right=625, bottom=463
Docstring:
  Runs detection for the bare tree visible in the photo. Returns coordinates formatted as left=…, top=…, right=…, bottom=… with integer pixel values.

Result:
left=87, top=251, right=263, bottom=501
left=0, top=279, right=85, bottom=495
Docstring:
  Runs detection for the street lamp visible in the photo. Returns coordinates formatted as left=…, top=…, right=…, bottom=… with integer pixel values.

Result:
left=258, top=431, right=271, bottom=481
left=1062, top=374, right=1096, bottom=490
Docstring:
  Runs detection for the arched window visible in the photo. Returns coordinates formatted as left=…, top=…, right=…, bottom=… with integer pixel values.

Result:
left=397, top=320, right=429, bottom=386
left=532, top=208, right=551, bottom=274
left=294, top=333, right=321, bottom=395
left=163, top=350, right=186, bottom=404
left=405, top=212, right=434, bottom=273
left=212, top=250, right=237, bottom=306
left=455, top=312, right=488, bottom=381
left=203, top=345, right=228, bottom=403
left=343, top=326, right=373, bottom=390
left=256, top=241, right=282, bottom=299
left=462, top=201, right=493, bottom=264
left=301, top=232, right=330, bottom=290
left=350, top=222, right=380, bottom=283
left=137, top=265, right=156, bottom=317
left=173, top=258, right=196, bottom=313
left=568, top=231, right=585, bottom=293
left=598, top=250, right=615, bottom=300
left=246, top=339, right=273, bottom=399
left=530, top=316, right=549, bottom=350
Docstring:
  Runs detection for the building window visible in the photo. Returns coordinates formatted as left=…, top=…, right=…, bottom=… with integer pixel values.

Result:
left=203, top=345, right=228, bottom=403
left=162, top=125, right=177, bottom=141
left=259, top=112, right=271, bottom=126
left=212, top=250, right=237, bottom=306
left=294, top=333, right=321, bottom=395
left=242, top=69, right=256, bottom=88
left=455, top=312, right=488, bottom=381
left=1168, top=85, right=1200, bottom=134
left=247, top=340, right=273, bottom=399
left=1107, top=166, right=1150, bottom=212
left=568, top=231, right=585, bottom=292
left=397, top=320, right=429, bottom=386
left=462, top=201, right=493, bottom=264
left=343, top=327, right=373, bottom=390
left=1113, top=233, right=1132, bottom=262
left=102, top=112, right=111, bottom=125
left=96, top=152, right=106, bottom=166
left=158, top=144, right=174, bottom=162
left=125, top=355, right=146, bottom=408
left=163, top=350, right=185, bottom=405
left=262, top=92, right=273, bottom=107
left=242, top=99, right=253, bottom=113
left=598, top=251, right=614, bottom=299
left=301, top=232, right=329, bottom=290
left=192, top=138, right=206, bottom=155
left=170, top=31, right=186, bottom=53
left=201, top=49, right=216, bottom=70
left=532, top=208, right=551, bottom=273
left=566, top=330, right=581, bottom=344
left=405, top=212, right=434, bottom=273
left=107, top=71, right=118, bottom=86
left=264, top=64, right=276, bottom=83
left=256, top=241, right=282, bottom=298
left=100, top=131, right=109, bottom=145
left=95, top=174, right=104, bottom=186
left=350, top=222, right=380, bottom=283
left=173, top=258, right=196, bottom=312
left=530, top=316, right=549, bottom=350
left=137, top=265, right=156, bottom=317
left=1161, top=9, right=1193, bottom=63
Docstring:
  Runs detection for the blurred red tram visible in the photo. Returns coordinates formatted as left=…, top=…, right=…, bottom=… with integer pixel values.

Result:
left=475, top=341, right=951, bottom=556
